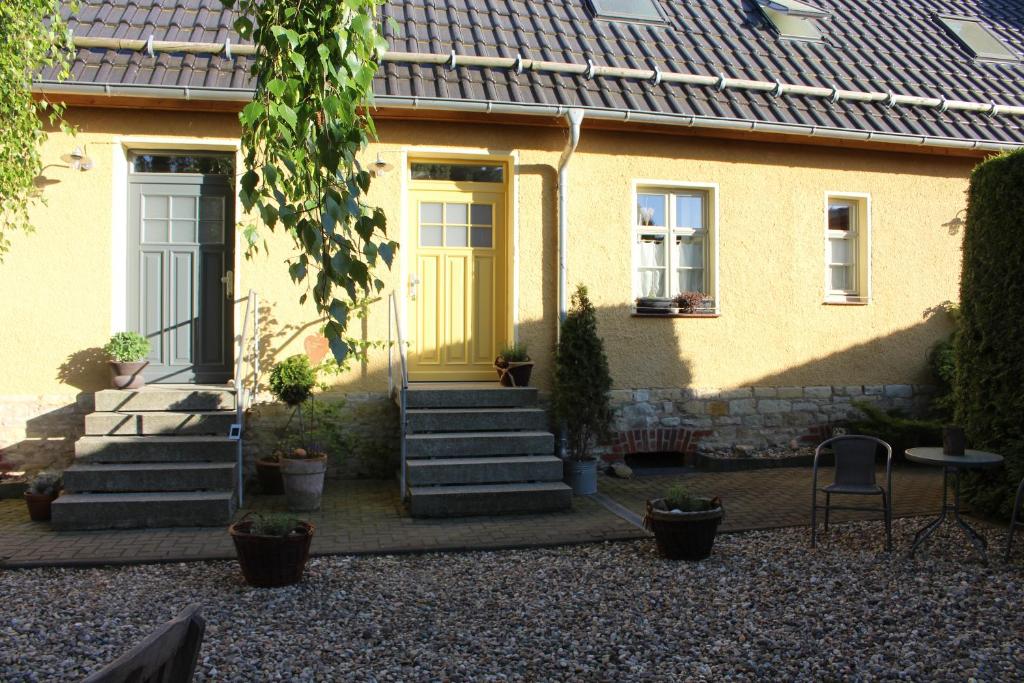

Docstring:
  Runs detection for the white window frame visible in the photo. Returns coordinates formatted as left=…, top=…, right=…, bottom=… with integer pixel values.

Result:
left=631, top=180, right=720, bottom=312
left=824, top=192, right=871, bottom=304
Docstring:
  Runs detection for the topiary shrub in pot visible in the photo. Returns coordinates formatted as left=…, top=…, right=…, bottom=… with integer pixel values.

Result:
left=24, top=471, right=62, bottom=522
left=554, top=285, right=612, bottom=495
left=643, top=484, right=724, bottom=560
left=494, top=342, right=534, bottom=387
left=269, top=355, right=328, bottom=512
left=229, top=512, right=314, bottom=587
left=103, top=332, right=151, bottom=389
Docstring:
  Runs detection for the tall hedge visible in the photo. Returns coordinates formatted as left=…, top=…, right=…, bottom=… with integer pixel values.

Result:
left=956, top=149, right=1024, bottom=519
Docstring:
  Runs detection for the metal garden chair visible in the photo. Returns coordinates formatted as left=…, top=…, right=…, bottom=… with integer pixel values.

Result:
left=811, top=435, right=893, bottom=551
left=1006, top=476, right=1024, bottom=562
left=83, top=604, right=205, bottom=683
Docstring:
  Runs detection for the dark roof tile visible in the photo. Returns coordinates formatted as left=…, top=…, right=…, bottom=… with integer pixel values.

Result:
left=43, top=0, right=1024, bottom=145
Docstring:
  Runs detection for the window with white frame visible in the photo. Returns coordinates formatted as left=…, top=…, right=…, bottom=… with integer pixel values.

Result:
left=825, top=194, right=870, bottom=301
left=635, top=187, right=714, bottom=307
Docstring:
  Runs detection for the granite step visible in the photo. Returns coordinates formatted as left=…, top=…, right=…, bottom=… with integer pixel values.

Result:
left=85, top=411, right=236, bottom=436
left=405, top=431, right=554, bottom=459
left=75, top=435, right=237, bottom=463
left=62, top=462, right=236, bottom=493
left=408, top=482, right=572, bottom=518
left=407, top=407, right=549, bottom=433
left=405, top=385, right=539, bottom=409
left=406, top=455, right=563, bottom=486
left=51, top=491, right=235, bottom=530
left=94, top=386, right=235, bottom=412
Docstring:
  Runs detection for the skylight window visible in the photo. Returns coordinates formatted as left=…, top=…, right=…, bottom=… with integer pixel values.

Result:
left=588, top=0, right=665, bottom=24
left=757, top=0, right=828, bottom=42
left=936, top=15, right=1019, bottom=62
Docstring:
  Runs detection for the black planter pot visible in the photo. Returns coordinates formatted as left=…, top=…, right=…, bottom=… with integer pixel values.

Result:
left=943, top=426, right=967, bottom=456
left=644, top=498, right=724, bottom=560
left=25, top=491, right=59, bottom=522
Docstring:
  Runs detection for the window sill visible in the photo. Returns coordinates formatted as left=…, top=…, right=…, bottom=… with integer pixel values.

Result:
left=823, top=297, right=869, bottom=306
left=632, top=311, right=721, bottom=318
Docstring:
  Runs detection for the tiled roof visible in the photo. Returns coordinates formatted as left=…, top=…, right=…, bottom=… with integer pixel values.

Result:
left=44, top=0, right=1024, bottom=146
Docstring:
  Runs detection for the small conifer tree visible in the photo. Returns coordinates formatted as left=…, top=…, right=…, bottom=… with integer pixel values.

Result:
left=554, top=285, right=613, bottom=461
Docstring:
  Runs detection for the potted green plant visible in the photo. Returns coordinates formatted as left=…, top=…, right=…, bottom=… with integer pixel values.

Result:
left=268, top=355, right=328, bottom=512
left=643, top=484, right=724, bottom=560
left=494, top=342, right=534, bottom=387
left=229, top=512, right=314, bottom=587
left=103, top=331, right=151, bottom=389
left=24, top=471, right=62, bottom=522
left=554, top=285, right=613, bottom=495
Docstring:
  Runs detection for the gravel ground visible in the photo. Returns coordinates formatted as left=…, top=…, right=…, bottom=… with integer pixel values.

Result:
left=2, top=519, right=1022, bottom=682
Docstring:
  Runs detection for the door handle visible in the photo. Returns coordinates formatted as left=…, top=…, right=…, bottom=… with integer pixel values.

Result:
left=409, top=274, right=420, bottom=301
left=221, top=270, right=234, bottom=299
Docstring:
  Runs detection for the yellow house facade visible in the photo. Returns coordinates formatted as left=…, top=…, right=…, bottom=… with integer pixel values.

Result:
left=2, top=0, right=1022, bottom=482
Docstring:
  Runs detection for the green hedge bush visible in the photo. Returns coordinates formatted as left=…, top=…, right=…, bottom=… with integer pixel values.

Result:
left=955, top=149, right=1024, bottom=519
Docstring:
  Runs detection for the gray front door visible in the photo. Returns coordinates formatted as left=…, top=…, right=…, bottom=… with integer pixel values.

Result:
left=127, top=173, right=234, bottom=384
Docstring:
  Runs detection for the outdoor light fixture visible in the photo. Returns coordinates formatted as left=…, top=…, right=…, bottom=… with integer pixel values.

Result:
left=60, top=146, right=94, bottom=171
left=370, top=153, right=393, bottom=177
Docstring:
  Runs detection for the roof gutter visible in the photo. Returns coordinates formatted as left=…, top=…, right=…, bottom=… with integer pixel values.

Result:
left=32, top=81, right=1020, bottom=152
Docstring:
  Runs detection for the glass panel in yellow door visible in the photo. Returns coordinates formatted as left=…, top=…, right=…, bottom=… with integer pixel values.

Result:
left=409, top=189, right=506, bottom=380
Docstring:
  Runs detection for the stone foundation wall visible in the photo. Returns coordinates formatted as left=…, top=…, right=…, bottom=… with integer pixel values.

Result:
left=244, top=393, right=399, bottom=480
left=605, top=384, right=935, bottom=462
left=0, top=394, right=91, bottom=475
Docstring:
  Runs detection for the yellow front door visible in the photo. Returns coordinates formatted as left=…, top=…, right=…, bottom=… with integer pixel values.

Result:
left=408, top=180, right=507, bottom=381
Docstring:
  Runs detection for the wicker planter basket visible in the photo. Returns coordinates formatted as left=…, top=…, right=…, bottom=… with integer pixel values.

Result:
left=229, top=518, right=315, bottom=587
left=644, top=498, right=724, bottom=560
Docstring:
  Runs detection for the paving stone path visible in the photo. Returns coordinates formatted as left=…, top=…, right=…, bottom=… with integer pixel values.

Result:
left=0, top=465, right=951, bottom=568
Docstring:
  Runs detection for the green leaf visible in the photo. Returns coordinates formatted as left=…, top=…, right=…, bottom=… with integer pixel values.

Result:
left=329, top=299, right=349, bottom=328
left=288, top=261, right=307, bottom=282
left=241, top=101, right=265, bottom=126
left=289, top=53, right=306, bottom=75
left=266, top=79, right=287, bottom=98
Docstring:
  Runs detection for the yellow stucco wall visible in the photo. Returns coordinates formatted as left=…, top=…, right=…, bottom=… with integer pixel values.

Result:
left=0, top=107, right=972, bottom=408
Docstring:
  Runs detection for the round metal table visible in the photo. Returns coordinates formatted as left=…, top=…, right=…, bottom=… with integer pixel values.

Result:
left=905, top=447, right=1003, bottom=563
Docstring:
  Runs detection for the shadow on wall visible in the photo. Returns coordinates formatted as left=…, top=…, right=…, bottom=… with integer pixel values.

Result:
left=57, top=346, right=108, bottom=393
left=746, top=306, right=954, bottom=389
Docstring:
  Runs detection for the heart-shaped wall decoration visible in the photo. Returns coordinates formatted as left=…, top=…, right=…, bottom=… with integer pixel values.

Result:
left=304, top=334, right=330, bottom=365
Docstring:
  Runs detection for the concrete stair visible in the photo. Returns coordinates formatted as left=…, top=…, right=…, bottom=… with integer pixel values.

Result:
left=52, top=386, right=238, bottom=530
left=403, top=383, right=571, bottom=518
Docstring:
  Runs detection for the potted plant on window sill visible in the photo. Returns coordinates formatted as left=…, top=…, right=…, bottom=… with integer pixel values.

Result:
left=494, top=342, right=534, bottom=387
left=643, top=484, right=724, bottom=561
left=635, top=297, right=673, bottom=315
left=103, top=332, right=151, bottom=389
left=672, top=291, right=709, bottom=315
left=24, top=471, right=62, bottom=522
left=229, top=512, right=315, bottom=587
left=268, top=355, right=328, bottom=512
left=555, top=285, right=613, bottom=495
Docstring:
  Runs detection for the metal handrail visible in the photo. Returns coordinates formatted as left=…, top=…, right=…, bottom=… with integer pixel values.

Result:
left=232, top=289, right=260, bottom=507
left=387, top=292, right=409, bottom=500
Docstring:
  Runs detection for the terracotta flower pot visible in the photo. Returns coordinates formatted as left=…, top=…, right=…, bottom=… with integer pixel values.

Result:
left=25, top=491, right=59, bottom=522
left=280, top=454, right=328, bottom=512
left=256, top=458, right=284, bottom=495
left=109, top=360, right=148, bottom=389
left=229, top=518, right=315, bottom=588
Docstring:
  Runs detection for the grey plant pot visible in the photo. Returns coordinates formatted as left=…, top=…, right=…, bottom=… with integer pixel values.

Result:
left=280, top=455, right=328, bottom=512
left=109, top=360, right=148, bottom=389
left=566, top=458, right=598, bottom=495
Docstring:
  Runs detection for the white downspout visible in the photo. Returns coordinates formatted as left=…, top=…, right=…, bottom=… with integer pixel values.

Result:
left=557, top=108, right=585, bottom=325
left=556, top=109, right=584, bottom=461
